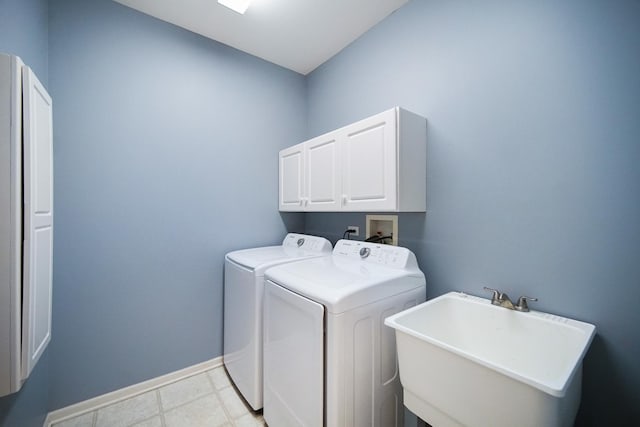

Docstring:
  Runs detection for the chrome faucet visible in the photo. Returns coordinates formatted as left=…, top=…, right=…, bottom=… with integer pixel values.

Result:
left=514, top=295, right=538, bottom=312
left=483, top=287, right=537, bottom=312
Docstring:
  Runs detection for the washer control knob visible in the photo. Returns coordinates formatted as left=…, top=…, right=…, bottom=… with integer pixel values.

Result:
left=297, top=238, right=305, bottom=247
left=359, top=247, right=371, bottom=258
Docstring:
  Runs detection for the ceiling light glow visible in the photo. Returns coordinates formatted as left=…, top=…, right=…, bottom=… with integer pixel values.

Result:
left=218, top=0, right=252, bottom=14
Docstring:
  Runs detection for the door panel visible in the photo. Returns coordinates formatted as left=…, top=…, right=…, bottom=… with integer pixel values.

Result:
left=306, top=134, right=340, bottom=211
left=342, top=109, right=396, bottom=211
left=21, top=65, right=53, bottom=380
left=264, top=281, right=324, bottom=427
left=279, top=143, right=304, bottom=210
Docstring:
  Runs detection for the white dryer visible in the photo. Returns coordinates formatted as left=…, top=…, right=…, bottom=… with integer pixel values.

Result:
left=263, top=240, right=426, bottom=427
left=223, top=233, right=332, bottom=410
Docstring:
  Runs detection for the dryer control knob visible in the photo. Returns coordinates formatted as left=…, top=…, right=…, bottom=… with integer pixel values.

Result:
left=359, top=247, right=371, bottom=258
left=297, top=238, right=305, bottom=247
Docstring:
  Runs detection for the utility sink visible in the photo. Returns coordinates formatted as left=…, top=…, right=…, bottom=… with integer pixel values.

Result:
left=384, top=292, right=595, bottom=427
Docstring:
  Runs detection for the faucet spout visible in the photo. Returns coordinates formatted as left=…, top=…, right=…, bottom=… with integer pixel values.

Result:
left=496, top=293, right=515, bottom=309
left=483, top=287, right=515, bottom=309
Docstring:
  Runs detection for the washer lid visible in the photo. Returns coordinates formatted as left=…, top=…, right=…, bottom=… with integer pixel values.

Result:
left=265, top=241, right=425, bottom=314
left=226, top=234, right=332, bottom=272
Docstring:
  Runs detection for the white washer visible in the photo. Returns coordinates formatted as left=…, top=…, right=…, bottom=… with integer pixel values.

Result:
left=223, top=233, right=332, bottom=410
left=263, top=240, right=426, bottom=427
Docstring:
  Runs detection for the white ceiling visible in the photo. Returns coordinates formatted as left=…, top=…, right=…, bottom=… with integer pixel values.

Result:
left=113, top=0, right=409, bottom=75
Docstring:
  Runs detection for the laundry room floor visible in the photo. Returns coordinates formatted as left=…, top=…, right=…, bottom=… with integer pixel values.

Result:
left=50, top=366, right=266, bottom=427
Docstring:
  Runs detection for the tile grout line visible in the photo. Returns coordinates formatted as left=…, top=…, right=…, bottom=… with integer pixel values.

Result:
left=155, top=389, right=167, bottom=427
left=206, top=368, right=236, bottom=426
left=156, top=372, right=222, bottom=423
left=212, top=366, right=265, bottom=426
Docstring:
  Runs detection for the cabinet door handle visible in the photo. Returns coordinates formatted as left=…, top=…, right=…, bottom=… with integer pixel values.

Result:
left=342, top=195, right=347, bottom=204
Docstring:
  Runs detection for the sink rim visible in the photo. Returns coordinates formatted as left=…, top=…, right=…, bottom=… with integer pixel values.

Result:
left=384, top=291, right=596, bottom=397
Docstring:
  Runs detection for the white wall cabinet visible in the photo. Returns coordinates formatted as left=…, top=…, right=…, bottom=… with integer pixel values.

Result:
left=1, top=54, right=53, bottom=397
left=279, top=107, right=426, bottom=212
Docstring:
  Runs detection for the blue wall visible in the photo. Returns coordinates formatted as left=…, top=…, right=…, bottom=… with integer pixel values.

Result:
left=48, top=0, right=305, bottom=410
left=0, top=0, right=48, bottom=84
left=0, top=351, right=49, bottom=427
left=0, top=0, right=49, bottom=426
left=305, top=0, right=640, bottom=425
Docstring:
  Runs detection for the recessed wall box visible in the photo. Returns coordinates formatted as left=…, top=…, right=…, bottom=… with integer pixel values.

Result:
left=366, top=215, right=398, bottom=246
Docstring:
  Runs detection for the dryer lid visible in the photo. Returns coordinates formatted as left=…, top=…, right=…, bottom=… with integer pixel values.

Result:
left=226, top=234, right=332, bottom=271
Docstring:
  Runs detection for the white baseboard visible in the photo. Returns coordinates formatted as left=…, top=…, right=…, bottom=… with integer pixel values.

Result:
left=44, top=356, right=223, bottom=427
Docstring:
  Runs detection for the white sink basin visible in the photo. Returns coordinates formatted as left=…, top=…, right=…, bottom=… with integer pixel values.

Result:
left=384, top=292, right=595, bottom=427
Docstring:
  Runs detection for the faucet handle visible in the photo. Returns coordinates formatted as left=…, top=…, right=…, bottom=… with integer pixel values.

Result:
left=483, top=286, right=501, bottom=303
left=515, top=296, right=538, bottom=312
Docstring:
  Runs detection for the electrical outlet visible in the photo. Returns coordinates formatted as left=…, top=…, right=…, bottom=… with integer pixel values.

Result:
left=348, top=226, right=359, bottom=236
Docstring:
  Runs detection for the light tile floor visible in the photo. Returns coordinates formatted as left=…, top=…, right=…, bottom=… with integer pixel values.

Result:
left=52, top=366, right=266, bottom=427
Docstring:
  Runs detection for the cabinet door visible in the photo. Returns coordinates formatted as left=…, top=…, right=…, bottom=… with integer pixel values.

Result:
left=341, top=109, right=397, bottom=211
left=279, top=143, right=305, bottom=211
left=306, top=134, right=340, bottom=211
left=21, top=65, right=53, bottom=380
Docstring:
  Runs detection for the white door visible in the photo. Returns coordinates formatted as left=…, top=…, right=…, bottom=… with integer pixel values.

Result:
left=306, top=133, right=340, bottom=211
left=342, top=109, right=397, bottom=211
left=263, top=281, right=324, bottom=427
left=21, top=65, right=53, bottom=380
left=279, top=143, right=305, bottom=211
